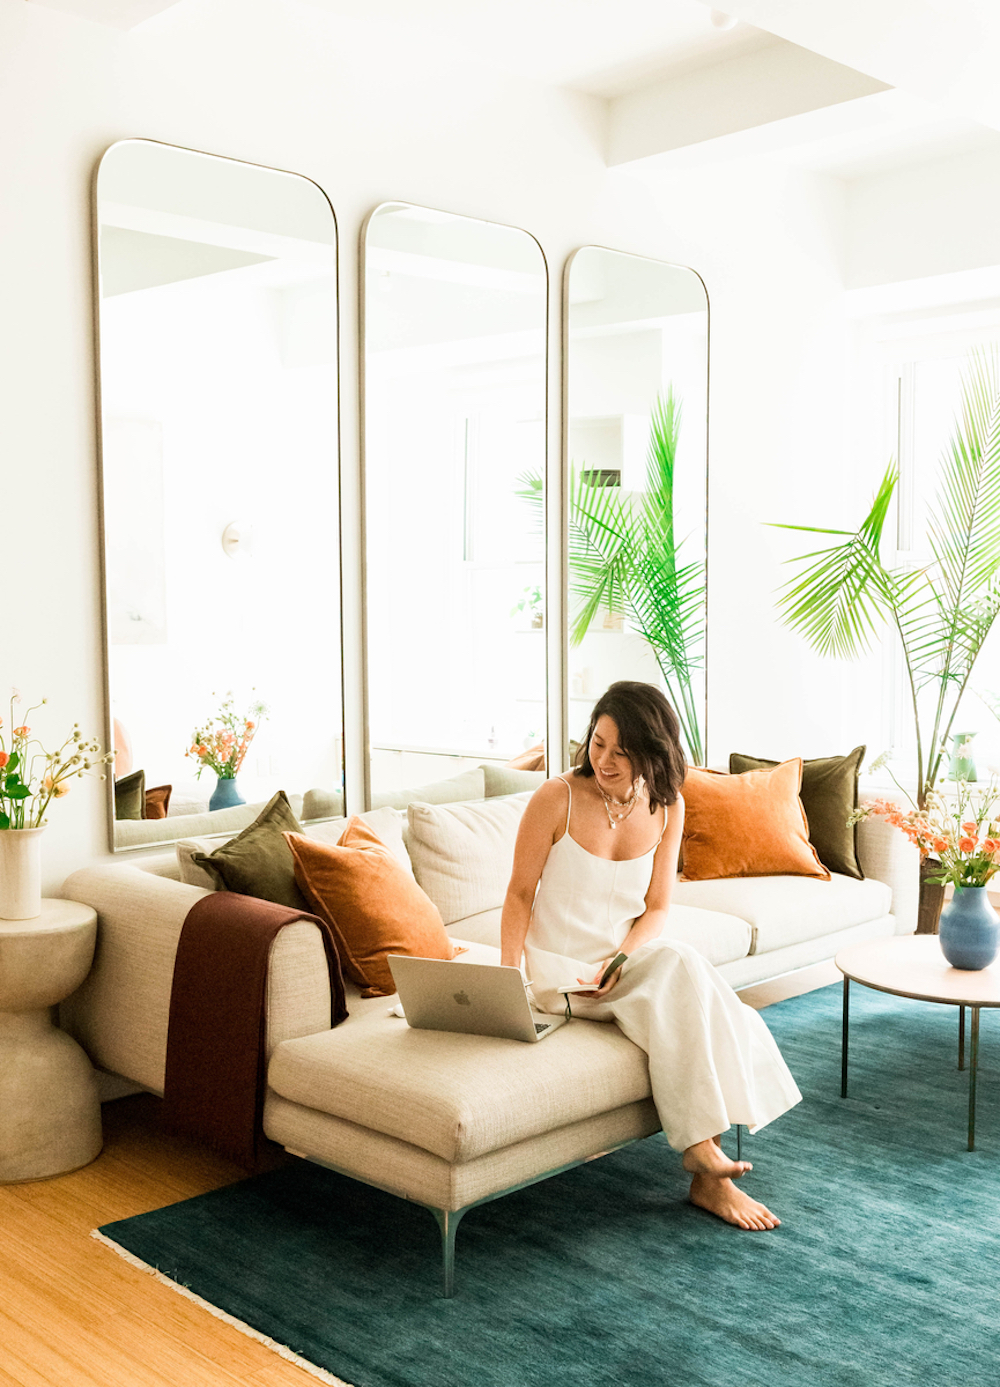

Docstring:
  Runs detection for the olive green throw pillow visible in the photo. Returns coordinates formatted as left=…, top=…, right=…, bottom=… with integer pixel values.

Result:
left=728, top=747, right=866, bottom=880
left=191, top=790, right=309, bottom=910
left=114, top=769, right=145, bottom=821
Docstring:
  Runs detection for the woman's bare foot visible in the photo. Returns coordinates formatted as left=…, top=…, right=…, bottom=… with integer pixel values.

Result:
left=681, top=1136, right=751, bottom=1181
left=688, top=1174, right=780, bottom=1230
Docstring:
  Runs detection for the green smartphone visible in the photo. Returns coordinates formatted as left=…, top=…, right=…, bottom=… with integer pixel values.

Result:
left=599, top=952, right=628, bottom=987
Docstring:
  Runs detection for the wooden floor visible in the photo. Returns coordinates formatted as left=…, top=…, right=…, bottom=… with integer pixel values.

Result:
left=0, top=1095, right=324, bottom=1387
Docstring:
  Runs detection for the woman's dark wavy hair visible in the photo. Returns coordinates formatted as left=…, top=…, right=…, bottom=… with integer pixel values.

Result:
left=574, top=681, right=687, bottom=812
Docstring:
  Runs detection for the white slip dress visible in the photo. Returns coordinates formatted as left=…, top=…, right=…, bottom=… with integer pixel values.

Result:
left=524, top=775, right=802, bottom=1153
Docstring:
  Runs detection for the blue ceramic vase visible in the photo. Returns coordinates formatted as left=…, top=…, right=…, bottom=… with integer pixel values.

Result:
left=209, top=776, right=245, bottom=812
left=939, top=885, right=1000, bottom=971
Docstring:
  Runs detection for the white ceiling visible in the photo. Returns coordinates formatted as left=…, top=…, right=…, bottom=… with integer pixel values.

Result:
left=25, top=0, right=1000, bottom=164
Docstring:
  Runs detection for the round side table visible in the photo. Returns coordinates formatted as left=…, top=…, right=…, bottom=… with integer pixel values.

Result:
left=0, top=898, right=103, bottom=1182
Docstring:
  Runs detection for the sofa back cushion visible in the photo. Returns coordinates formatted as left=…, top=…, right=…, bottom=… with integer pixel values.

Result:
left=370, top=766, right=485, bottom=812
left=406, top=792, right=532, bottom=925
left=481, top=764, right=546, bottom=797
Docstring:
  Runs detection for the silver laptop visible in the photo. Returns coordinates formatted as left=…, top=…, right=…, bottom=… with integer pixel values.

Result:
left=387, top=956, right=567, bottom=1043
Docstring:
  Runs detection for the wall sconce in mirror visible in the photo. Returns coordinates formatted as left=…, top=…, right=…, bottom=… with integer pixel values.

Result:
left=221, top=521, right=254, bottom=559
left=94, top=139, right=344, bottom=851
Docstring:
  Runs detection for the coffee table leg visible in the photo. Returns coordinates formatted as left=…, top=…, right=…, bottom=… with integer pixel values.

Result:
left=959, top=1006, right=966, bottom=1071
left=841, top=977, right=850, bottom=1098
left=968, top=1007, right=980, bottom=1152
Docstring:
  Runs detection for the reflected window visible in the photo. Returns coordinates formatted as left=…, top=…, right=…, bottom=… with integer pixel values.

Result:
left=565, top=247, right=709, bottom=764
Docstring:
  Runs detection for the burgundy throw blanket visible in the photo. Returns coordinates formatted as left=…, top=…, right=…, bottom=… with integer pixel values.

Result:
left=162, top=893, right=348, bottom=1168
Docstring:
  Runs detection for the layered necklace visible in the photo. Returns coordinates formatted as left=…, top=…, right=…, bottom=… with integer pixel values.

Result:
left=597, top=778, right=642, bottom=830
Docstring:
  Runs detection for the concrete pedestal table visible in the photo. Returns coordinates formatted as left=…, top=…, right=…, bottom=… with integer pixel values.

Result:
left=0, top=899, right=102, bottom=1181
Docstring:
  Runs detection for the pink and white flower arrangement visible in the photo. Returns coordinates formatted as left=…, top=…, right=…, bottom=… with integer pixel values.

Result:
left=186, top=691, right=267, bottom=781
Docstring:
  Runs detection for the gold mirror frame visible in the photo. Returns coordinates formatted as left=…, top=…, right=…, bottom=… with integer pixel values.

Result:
left=93, top=139, right=344, bottom=851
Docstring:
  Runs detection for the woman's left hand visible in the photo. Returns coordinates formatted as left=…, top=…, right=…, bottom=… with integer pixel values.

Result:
left=572, top=958, right=622, bottom=999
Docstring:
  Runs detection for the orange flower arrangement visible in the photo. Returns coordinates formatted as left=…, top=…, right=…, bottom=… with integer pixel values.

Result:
left=186, top=692, right=267, bottom=781
left=851, top=782, right=1000, bottom=889
left=0, top=692, right=114, bottom=829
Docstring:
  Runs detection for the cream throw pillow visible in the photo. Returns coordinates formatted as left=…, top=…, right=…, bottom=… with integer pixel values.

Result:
left=406, top=791, right=532, bottom=925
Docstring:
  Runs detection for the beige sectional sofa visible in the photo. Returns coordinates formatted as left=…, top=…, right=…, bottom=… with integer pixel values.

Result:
left=61, top=783, right=917, bottom=1294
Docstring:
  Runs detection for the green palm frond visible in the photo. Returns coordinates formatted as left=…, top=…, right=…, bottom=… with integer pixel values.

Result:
left=518, top=389, right=706, bottom=763
left=771, top=348, right=1000, bottom=806
left=771, top=465, right=899, bottom=659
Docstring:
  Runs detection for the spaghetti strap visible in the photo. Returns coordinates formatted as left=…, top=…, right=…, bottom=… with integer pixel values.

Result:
left=657, top=803, right=669, bottom=845
left=559, top=774, right=573, bottom=836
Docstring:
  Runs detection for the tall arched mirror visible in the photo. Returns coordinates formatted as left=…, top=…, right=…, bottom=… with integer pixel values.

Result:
left=362, top=203, right=548, bottom=808
left=564, top=247, right=709, bottom=765
left=95, top=140, right=343, bottom=850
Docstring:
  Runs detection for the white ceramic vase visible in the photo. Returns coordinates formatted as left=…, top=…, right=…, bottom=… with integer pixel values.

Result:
left=0, top=826, right=46, bottom=920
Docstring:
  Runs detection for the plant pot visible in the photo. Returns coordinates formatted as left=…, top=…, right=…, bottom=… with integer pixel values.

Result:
left=939, top=885, right=1000, bottom=971
left=917, top=857, right=946, bottom=935
left=209, top=777, right=245, bottom=812
left=0, top=826, right=46, bottom=920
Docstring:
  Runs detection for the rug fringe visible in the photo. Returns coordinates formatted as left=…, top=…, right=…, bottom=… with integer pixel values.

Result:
left=91, top=1229, right=353, bottom=1387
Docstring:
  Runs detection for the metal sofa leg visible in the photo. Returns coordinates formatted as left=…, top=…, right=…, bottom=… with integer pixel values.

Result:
left=430, top=1206, right=468, bottom=1298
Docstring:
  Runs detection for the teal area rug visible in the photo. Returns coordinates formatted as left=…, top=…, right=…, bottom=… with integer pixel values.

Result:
left=98, top=985, right=1000, bottom=1387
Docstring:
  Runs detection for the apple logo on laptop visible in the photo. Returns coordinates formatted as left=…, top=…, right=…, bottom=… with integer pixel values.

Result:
left=453, top=991, right=471, bottom=1006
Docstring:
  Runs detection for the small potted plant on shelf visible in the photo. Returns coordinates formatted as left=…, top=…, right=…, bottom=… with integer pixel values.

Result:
left=187, top=691, right=267, bottom=812
left=511, top=584, right=544, bottom=629
left=0, top=692, right=114, bottom=920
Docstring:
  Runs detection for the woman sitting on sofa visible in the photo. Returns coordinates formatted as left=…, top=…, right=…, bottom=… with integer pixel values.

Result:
left=500, top=680, right=801, bottom=1231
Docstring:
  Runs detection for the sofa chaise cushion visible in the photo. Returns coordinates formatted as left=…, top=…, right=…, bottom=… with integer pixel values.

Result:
left=268, top=1011, right=652, bottom=1166
left=672, top=874, right=892, bottom=954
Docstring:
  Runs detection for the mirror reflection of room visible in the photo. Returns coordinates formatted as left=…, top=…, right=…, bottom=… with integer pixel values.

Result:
left=363, top=202, right=548, bottom=809
left=565, top=247, right=709, bottom=766
left=96, top=141, right=343, bottom=850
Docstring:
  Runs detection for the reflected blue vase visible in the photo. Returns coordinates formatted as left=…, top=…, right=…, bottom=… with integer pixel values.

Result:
left=939, top=885, right=1000, bottom=971
left=209, top=776, right=245, bottom=812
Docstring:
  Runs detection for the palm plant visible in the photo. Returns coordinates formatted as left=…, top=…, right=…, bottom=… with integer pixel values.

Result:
left=520, top=388, right=706, bottom=764
left=772, top=346, right=1000, bottom=809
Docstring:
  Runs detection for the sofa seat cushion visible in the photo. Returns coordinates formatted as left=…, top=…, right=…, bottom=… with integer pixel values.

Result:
left=671, top=874, right=892, bottom=954
left=663, top=905, right=751, bottom=966
left=268, top=1014, right=651, bottom=1165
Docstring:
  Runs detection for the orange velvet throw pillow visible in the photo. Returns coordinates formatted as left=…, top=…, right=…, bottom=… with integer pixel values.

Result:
left=680, top=760, right=830, bottom=882
left=285, top=819, right=456, bottom=997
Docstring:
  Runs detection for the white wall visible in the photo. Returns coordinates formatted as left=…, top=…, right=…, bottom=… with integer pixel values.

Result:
left=623, top=154, right=887, bottom=763
left=0, top=0, right=669, bottom=890
left=7, top=0, right=998, bottom=892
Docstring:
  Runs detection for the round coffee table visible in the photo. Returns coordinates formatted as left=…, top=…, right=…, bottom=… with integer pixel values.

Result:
left=836, top=935, right=1000, bottom=1151
left=0, top=899, right=103, bottom=1181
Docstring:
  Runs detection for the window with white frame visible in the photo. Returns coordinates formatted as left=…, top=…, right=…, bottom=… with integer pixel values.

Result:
left=855, top=299, right=1000, bottom=783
